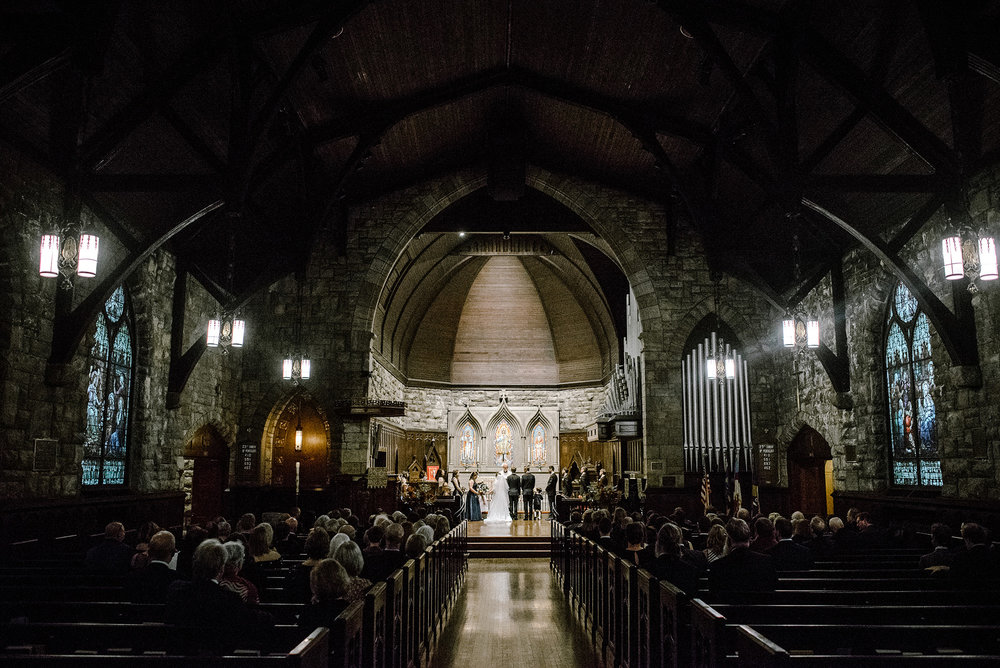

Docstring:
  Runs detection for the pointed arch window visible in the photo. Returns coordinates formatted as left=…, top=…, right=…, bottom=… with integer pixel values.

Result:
left=459, top=422, right=477, bottom=467
left=885, top=282, right=940, bottom=487
left=83, top=285, right=134, bottom=487
left=494, top=419, right=513, bottom=466
left=530, top=423, right=546, bottom=466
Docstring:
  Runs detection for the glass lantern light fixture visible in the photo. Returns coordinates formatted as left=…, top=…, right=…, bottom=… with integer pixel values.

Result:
left=39, top=227, right=100, bottom=280
left=282, top=355, right=311, bottom=383
left=206, top=314, right=246, bottom=350
left=782, top=318, right=820, bottom=349
left=940, top=202, right=998, bottom=292
left=706, top=349, right=736, bottom=381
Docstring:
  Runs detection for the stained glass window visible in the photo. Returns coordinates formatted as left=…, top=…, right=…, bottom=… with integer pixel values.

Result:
left=459, top=423, right=476, bottom=467
left=530, top=424, right=546, bottom=466
left=885, top=282, right=939, bottom=487
left=83, top=285, right=133, bottom=487
left=494, top=420, right=512, bottom=466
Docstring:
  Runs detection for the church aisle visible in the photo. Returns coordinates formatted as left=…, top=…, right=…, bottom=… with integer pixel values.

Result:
left=430, top=558, right=600, bottom=668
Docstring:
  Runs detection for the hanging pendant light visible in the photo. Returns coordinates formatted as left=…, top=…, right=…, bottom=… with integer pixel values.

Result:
left=980, top=237, right=998, bottom=281
left=76, top=232, right=100, bottom=277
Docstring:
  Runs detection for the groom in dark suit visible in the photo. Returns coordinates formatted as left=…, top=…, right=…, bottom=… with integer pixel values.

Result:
left=545, top=466, right=559, bottom=520
left=520, top=468, right=536, bottom=520
left=507, top=467, right=521, bottom=520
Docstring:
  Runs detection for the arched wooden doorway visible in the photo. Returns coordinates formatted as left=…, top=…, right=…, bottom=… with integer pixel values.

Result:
left=787, top=426, right=833, bottom=517
left=270, top=395, right=328, bottom=492
left=184, top=425, right=228, bottom=525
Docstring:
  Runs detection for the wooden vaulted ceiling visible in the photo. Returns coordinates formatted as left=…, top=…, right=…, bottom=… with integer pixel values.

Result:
left=3, top=0, right=1000, bottom=318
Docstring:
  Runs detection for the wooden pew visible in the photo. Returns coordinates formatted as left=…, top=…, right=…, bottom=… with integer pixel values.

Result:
left=634, top=569, right=659, bottom=668
left=656, top=579, right=689, bottom=668
left=330, top=601, right=364, bottom=668
left=734, top=625, right=1000, bottom=667
left=0, top=626, right=328, bottom=667
left=604, top=552, right=621, bottom=668
left=385, top=569, right=405, bottom=668
left=363, top=582, right=387, bottom=668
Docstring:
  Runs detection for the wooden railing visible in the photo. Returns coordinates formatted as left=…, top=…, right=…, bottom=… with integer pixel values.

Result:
left=551, top=520, right=1000, bottom=667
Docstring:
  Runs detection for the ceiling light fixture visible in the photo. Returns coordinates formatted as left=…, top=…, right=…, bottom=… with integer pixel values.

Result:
left=38, top=222, right=100, bottom=284
left=207, top=212, right=247, bottom=352
left=940, top=199, right=997, bottom=292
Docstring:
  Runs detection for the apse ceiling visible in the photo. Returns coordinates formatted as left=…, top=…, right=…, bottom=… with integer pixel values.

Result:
left=3, top=1, right=1000, bottom=311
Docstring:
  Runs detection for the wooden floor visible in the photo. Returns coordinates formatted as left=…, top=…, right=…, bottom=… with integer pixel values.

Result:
left=467, top=519, right=552, bottom=538
left=430, top=558, right=600, bottom=668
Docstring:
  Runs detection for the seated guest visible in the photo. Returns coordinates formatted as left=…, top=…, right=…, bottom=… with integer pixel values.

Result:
left=131, top=521, right=160, bottom=570
left=749, top=517, right=776, bottom=553
left=703, top=524, right=729, bottom=564
left=330, top=532, right=351, bottom=557
left=566, top=511, right=584, bottom=533
left=176, top=525, right=208, bottom=579
left=287, top=528, right=331, bottom=604
left=650, top=523, right=699, bottom=596
left=597, top=517, right=615, bottom=552
left=622, top=522, right=654, bottom=569
left=165, top=539, right=273, bottom=651
left=791, top=518, right=813, bottom=545
left=85, top=521, right=134, bottom=574
left=381, top=523, right=408, bottom=572
left=767, top=517, right=814, bottom=570
left=361, top=526, right=387, bottom=581
left=335, top=541, right=373, bottom=602
left=298, top=559, right=351, bottom=632
left=807, top=516, right=833, bottom=555
left=920, top=522, right=955, bottom=570
left=250, top=523, right=282, bottom=564
left=405, top=534, right=427, bottom=560
left=951, top=522, right=994, bottom=582
left=578, top=510, right=598, bottom=540
left=219, top=541, right=260, bottom=604
left=235, top=513, right=256, bottom=534
left=708, top=518, right=778, bottom=595
left=127, top=530, right=181, bottom=603
left=273, top=520, right=301, bottom=557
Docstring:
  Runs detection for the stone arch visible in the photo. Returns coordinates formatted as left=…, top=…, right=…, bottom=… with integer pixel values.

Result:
left=454, top=408, right=484, bottom=468
left=665, top=280, right=768, bottom=364
left=259, top=387, right=332, bottom=485
left=485, top=402, right=523, bottom=467
left=350, top=166, right=669, bottom=374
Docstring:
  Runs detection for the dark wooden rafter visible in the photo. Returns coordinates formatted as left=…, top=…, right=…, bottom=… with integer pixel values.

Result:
left=813, top=261, right=851, bottom=394
left=887, top=192, right=947, bottom=256
left=774, top=10, right=800, bottom=184
left=799, top=28, right=960, bottom=176
left=0, top=33, right=70, bottom=105
left=801, top=174, right=955, bottom=193
left=248, top=1, right=368, bottom=145
left=802, top=197, right=978, bottom=367
left=47, top=200, right=225, bottom=370
left=661, top=3, right=781, bottom=166
left=159, top=104, right=228, bottom=174
left=81, top=173, right=224, bottom=192
left=166, top=263, right=205, bottom=409
left=306, top=66, right=713, bottom=149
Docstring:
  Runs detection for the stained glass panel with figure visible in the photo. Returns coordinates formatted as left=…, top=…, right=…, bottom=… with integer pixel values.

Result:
left=531, top=424, right=546, bottom=466
left=459, top=423, right=476, bottom=467
left=885, top=283, right=939, bottom=487
left=494, top=420, right=512, bottom=466
left=83, top=285, right=133, bottom=487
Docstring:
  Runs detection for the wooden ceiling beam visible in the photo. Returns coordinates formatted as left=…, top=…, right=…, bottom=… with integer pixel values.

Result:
left=887, top=192, right=947, bottom=256
left=800, top=29, right=961, bottom=176
left=0, top=37, right=70, bottom=105
left=305, top=66, right=714, bottom=149
left=159, top=103, right=228, bottom=174
left=249, top=1, right=369, bottom=145
left=801, top=173, right=955, bottom=193
left=81, top=173, right=224, bottom=192
left=802, top=197, right=977, bottom=368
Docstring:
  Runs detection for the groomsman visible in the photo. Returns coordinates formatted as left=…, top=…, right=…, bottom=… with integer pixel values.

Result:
left=545, top=466, right=559, bottom=520
left=508, top=467, right=522, bottom=519
left=521, top=468, right=536, bottom=520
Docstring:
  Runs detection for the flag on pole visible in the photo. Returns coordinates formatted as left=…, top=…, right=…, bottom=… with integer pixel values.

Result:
left=732, top=467, right=743, bottom=515
left=751, top=484, right=760, bottom=516
left=723, top=464, right=732, bottom=516
left=700, top=468, right=711, bottom=514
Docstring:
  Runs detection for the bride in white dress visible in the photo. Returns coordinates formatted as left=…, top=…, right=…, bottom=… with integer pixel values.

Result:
left=483, top=469, right=512, bottom=523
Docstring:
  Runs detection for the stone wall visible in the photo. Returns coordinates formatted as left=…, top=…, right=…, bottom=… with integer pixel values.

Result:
left=0, top=143, right=240, bottom=500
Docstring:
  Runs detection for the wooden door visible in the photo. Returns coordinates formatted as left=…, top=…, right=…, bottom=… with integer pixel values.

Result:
left=272, top=399, right=328, bottom=490
left=786, top=426, right=832, bottom=517
left=192, top=457, right=224, bottom=523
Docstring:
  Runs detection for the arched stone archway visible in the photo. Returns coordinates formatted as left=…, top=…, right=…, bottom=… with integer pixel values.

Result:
left=260, top=389, right=332, bottom=487
left=347, top=166, right=678, bottom=479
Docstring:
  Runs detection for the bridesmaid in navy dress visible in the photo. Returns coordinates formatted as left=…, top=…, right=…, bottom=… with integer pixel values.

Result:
left=466, top=472, right=483, bottom=521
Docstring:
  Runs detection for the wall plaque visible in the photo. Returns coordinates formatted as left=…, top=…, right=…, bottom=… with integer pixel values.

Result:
left=237, top=442, right=259, bottom=482
left=756, top=443, right=778, bottom=486
left=33, top=438, right=58, bottom=472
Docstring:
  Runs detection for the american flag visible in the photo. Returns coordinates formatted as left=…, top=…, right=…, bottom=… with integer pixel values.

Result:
left=700, top=468, right=711, bottom=514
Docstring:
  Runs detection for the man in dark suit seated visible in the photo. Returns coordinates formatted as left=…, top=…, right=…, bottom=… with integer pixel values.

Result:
left=767, top=517, right=814, bottom=570
left=127, top=530, right=182, bottom=603
left=749, top=517, right=776, bottom=553
left=920, top=522, right=955, bottom=570
left=84, top=521, right=134, bottom=574
left=708, top=518, right=778, bottom=595
left=951, top=522, right=995, bottom=583
left=597, top=517, right=616, bottom=552
left=380, top=523, right=409, bottom=573
left=165, top=538, right=273, bottom=652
